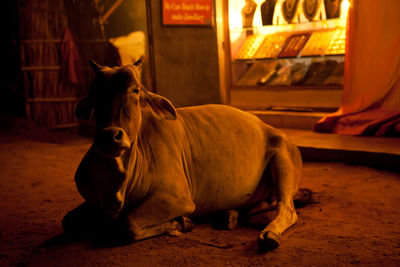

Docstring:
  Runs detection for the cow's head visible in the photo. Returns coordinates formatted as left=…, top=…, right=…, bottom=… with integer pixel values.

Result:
left=76, top=59, right=177, bottom=158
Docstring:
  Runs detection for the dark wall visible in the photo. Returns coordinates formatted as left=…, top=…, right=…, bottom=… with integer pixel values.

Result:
left=104, top=0, right=148, bottom=38
left=103, top=0, right=153, bottom=90
left=2, top=2, right=24, bottom=116
left=67, top=0, right=222, bottom=107
left=148, top=0, right=221, bottom=107
left=7, top=0, right=221, bottom=118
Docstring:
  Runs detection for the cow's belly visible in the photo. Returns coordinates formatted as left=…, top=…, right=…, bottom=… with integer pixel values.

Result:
left=190, top=167, right=267, bottom=217
left=189, top=142, right=268, bottom=216
left=179, top=105, right=270, bottom=216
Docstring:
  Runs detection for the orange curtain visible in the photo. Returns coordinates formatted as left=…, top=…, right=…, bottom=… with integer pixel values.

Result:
left=314, top=0, right=400, bottom=136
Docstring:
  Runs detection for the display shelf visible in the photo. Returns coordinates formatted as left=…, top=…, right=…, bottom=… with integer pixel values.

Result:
left=231, top=84, right=342, bottom=91
left=234, top=53, right=344, bottom=62
left=230, top=86, right=343, bottom=110
left=232, top=55, right=344, bottom=87
left=229, top=19, right=346, bottom=91
left=221, top=0, right=349, bottom=110
left=231, top=20, right=346, bottom=60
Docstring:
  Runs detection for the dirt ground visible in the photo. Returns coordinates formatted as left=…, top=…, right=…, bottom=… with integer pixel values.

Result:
left=0, top=119, right=399, bottom=266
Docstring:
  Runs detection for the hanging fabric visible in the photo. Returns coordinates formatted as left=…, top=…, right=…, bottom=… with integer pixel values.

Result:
left=314, top=0, right=400, bottom=136
left=60, top=27, right=85, bottom=86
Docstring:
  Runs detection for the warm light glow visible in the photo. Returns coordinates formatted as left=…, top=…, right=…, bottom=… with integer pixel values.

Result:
left=229, top=0, right=351, bottom=29
left=229, top=0, right=265, bottom=29
left=228, top=1, right=239, bottom=29
left=340, top=0, right=350, bottom=20
left=229, top=0, right=349, bottom=43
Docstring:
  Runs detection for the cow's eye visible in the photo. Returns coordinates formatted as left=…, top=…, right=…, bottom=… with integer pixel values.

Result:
left=133, top=88, right=139, bottom=94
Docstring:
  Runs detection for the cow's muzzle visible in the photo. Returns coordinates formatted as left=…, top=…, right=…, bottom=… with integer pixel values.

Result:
left=94, top=127, right=131, bottom=157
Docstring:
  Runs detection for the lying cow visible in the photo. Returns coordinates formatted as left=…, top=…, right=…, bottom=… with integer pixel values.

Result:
left=63, top=59, right=305, bottom=251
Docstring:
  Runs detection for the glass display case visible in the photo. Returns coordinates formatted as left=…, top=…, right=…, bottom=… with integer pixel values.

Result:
left=223, top=0, right=350, bottom=110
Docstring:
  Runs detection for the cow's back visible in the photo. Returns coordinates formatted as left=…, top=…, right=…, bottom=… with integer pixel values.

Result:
left=177, top=105, right=275, bottom=216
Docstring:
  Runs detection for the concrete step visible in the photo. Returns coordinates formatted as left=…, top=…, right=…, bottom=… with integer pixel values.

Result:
left=250, top=110, right=328, bottom=130
left=281, top=128, right=400, bottom=173
left=249, top=110, right=399, bottom=172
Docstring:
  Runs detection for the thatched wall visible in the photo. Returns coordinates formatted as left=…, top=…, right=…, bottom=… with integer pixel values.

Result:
left=19, top=0, right=73, bottom=127
left=18, top=0, right=112, bottom=128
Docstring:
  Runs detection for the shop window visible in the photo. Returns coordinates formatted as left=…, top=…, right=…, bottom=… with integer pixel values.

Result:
left=224, top=0, right=350, bottom=111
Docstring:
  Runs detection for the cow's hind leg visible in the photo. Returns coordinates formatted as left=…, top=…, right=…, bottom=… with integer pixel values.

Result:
left=258, top=142, right=301, bottom=252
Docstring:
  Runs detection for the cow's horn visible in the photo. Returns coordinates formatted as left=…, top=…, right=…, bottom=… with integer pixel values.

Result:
left=89, top=59, right=102, bottom=72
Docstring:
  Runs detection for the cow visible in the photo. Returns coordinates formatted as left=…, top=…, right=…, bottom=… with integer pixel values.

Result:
left=62, top=59, right=305, bottom=251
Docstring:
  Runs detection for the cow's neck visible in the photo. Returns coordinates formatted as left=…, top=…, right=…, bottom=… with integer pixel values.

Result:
left=120, top=110, right=160, bottom=205
left=122, top=135, right=151, bottom=204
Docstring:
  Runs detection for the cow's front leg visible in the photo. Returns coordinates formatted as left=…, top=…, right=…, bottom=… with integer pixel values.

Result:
left=258, top=147, right=301, bottom=251
left=128, top=216, right=194, bottom=241
left=126, top=191, right=195, bottom=242
left=63, top=202, right=116, bottom=239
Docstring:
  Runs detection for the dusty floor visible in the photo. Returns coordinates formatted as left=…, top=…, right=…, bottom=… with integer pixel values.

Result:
left=0, top=122, right=399, bottom=266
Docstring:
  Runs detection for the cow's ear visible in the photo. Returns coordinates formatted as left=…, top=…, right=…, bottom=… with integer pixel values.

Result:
left=75, top=97, right=93, bottom=120
left=141, top=92, right=177, bottom=120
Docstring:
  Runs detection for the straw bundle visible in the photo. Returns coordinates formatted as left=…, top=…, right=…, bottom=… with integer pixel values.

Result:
left=19, top=1, right=67, bottom=40
left=19, top=0, right=63, bottom=9
left=24, top=71, right=81, bottom=98
left=20, top=42, right=59, bottom=68
left=30, top=101, right=77, bottom=126
left=19, top=0, right=83, bottom=127
left=18, top=0, right=112, bottom=127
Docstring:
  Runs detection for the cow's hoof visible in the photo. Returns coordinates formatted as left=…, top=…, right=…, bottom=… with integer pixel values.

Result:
left=212, top=210, right=238, bottom=230
left=226, top=210, right=239, bottom=230
left=176, top=216, right=194, bottom=233
left=257, top=231, right=281, bottom=252
left=168, top=229, right=183, bottom=237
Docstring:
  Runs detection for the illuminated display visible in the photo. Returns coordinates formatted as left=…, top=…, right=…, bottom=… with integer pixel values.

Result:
left=229, top=0, right=349, bottom=88
left=325, top=28, right=346, bottom=55
left=254, top=33, right=289, bottom=58
left=278, top=33, right=311, bottom=58
left=230, top=0, right=349, bottom=59
left=229, top=0, right=350, bottom=29
left=234, top=34, right=266, bottom=59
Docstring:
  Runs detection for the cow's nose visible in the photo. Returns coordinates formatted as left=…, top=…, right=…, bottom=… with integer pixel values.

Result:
left=114, top=129, right=123, bottom=142
left=95, top=127, right=131, bottom=156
